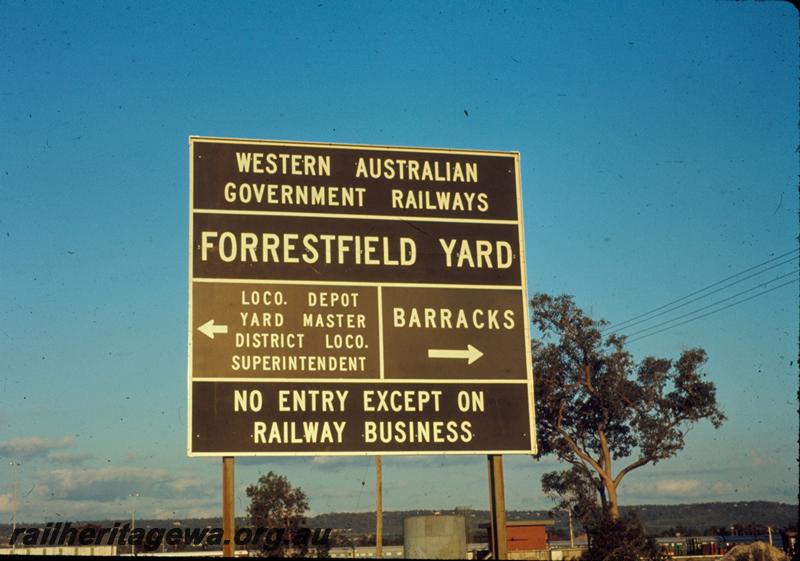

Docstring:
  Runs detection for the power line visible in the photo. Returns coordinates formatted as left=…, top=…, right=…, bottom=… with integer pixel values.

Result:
left=353, top=457, right=371, bottom=512
left=623, top=268, right=798, bottom=338
left=608, top=257, right=798, bottom=333
left=625, top=276, right=798, bottom=343
left=606, top=247, right=798, bottom=331
left=604, top=247, right=799, bottom=332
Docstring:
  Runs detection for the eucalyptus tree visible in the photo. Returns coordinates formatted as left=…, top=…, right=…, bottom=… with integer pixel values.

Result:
left=532, top=293, right=725, bottom=520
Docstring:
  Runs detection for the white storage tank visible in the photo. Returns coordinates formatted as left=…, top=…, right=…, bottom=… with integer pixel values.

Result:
left=404, top=514, right=467, bottom=559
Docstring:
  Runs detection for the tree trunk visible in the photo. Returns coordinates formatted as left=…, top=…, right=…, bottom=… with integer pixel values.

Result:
left=597, top=482, right=608, bottom=510
left=598, top=426, right=618, bottom=519
left=605, top=481, right=620, bottom=519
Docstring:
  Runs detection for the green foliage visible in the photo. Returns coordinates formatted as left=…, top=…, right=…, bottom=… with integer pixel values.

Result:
left=246, top=471, right=310, bottom=557
left=542, top=465, right=603, bottom=523
left=532, top=293, right=726, bottom=518
left=583, top=511, right=665, bottom=561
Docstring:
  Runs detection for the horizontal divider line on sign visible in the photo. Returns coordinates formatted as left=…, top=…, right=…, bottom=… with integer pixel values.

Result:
left=191, top=277, right=523, bottom=290
left=192, top=378, right=530, bottom=384
left=187, top=449, right=535, bottom=457
left=192, top=208, right=519, bottom=225
left=189, top=136, right=519, bottom=158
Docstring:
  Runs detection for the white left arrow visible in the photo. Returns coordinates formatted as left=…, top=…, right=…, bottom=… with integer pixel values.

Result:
left=198, top=319, right=228, bottom=339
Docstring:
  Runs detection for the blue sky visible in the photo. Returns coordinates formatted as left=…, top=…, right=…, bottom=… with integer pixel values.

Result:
left=1, top=1, right=797, bottom=522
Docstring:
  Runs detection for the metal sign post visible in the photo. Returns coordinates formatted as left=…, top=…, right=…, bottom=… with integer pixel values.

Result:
left=487, top=454, right=508, bottom=560
left=376, top=455, right=383, bottom=558
left=223, top=457, right=235, bottom=557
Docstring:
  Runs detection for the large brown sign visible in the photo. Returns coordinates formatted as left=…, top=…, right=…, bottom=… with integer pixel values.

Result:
left=188, top=137, right=536, bottom=456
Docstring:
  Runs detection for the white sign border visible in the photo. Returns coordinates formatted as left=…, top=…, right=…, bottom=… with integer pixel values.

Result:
left=186, top=136, right=536, bottom=457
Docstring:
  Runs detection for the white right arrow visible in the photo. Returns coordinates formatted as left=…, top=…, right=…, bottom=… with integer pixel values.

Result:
left=198, top=319, right=228, bottom=339
left=427, top=345, right=484, bottom=365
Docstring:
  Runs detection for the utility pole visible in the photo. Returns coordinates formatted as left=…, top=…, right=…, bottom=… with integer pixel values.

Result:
left=376, top=455, right=383, bottom=558
left=10, top=462, right=20, bottom=551
left=567, top=508, right=575, bottom=548
left=129, top=492, right=140, bottom=556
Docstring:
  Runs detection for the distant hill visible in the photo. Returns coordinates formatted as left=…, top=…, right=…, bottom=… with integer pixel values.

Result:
left=2, top=501, right=795, bottom=545
left=308, top=501, right=798, bottom=538
left=618, top=501, right=798, bottom=535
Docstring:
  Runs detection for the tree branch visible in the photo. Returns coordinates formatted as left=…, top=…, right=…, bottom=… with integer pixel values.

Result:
left=613, top=415, right=686, bottom=487
left=583, top=364, right=595, bottom=394
left=598, top=427, right=613, bottom=479
left=558, top=428, right=611, bottom=484
left=613, top=456, right=650, bottom=487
